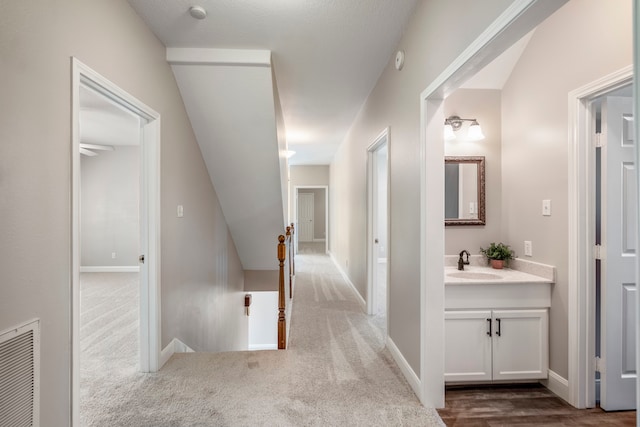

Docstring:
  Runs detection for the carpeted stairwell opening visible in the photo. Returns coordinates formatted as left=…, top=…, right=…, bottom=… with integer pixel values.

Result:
left=79, top=254, right=444, bottom=426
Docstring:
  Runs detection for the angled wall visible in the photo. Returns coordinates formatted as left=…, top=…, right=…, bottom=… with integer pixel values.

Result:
left=168, top=49, right=288, bottom=271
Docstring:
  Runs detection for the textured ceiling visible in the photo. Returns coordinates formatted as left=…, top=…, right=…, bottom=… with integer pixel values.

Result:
left=127, top=0, right=419, bottom=165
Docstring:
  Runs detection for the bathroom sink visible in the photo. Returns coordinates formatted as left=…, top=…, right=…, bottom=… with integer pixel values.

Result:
left=447, top=271, right=502, bottom=280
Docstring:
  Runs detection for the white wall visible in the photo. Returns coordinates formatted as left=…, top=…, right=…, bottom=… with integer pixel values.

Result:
left=0, top=1, right=247, bottom=423
left=444, top=89, right=502, bottom=255
left=248, top=292, right=278, bottom=350
left=81, top=146, right=139, bottom=267
left=500, top=0, right=632, bottom=379
left=330, top=0, right=515, bottom=376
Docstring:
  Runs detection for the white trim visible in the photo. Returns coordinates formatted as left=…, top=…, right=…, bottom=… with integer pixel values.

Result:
left=567, top=65, right=633, bottom=409
left=366, top=127, right=390, bottom=319
left=387, top=336, right=421, bottom=399
left=80, top=266, right=140, bottom=273
left=418, top=0, right=567, bottom=408
left=542, top=369, right=570, bottom=403
left=329, top=251, right=366, bottom=311
left=635, top=2, right=640, bottom=414
left=293, top=185, right=329, bottom=254
left=312, top=238, right=326, bottom=242
left=160, top=338, right=195, bottom=368
left=71, top=58, right=162, bottom=426
left=249, top=344, right=278, bottom=351
left=166, top=48, right=271, bottom=67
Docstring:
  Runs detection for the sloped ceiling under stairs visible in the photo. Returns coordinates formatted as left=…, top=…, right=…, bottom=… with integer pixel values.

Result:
left=168, top=48, right=287, bottom=271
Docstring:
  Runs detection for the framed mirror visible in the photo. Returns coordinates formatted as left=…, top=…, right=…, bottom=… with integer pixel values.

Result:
left=444, top=156, right=485, bottom=226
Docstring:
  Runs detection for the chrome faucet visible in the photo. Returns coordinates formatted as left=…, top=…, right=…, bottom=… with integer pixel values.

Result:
left=458, top=250, right=470, bottom=270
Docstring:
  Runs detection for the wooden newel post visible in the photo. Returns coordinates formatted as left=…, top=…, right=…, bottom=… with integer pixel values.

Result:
left=286, top=227, right=292, bottom=298
left=290, top=222, right=295, bottom=275
left=277, top=234, right=287, bottom=349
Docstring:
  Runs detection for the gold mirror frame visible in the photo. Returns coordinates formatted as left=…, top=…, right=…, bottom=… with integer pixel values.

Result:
left=444, top=156, right=486, bottom=226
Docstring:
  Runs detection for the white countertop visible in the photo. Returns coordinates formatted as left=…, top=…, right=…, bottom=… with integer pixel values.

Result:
left=444, top=265, right=553, bottom=285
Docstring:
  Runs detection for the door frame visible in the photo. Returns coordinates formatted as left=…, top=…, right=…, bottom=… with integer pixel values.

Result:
left=567, top=65, right=633, bottom=408
left=366, top=128, right=390, bottom=318
left=419, top=0, right=568, bottom=407
left=293, top=185, right=329, bottom=253
left=71, top=58, right=161, bottom=424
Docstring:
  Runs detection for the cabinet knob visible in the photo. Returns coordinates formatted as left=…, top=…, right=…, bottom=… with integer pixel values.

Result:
left=496, top=318, right=501, bottom=336
left=486, top=318, right=492, bottom=336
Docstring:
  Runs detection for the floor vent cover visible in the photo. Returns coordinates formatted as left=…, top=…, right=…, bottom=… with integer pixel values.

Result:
left=0, top=319, right=40, bottom=427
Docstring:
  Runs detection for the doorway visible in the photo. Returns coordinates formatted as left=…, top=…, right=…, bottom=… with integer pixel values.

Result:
left=294, top=186, right=329, bottom=254
left=568, top=67, right=633, bottom=409
left=71, top=58, right=161, bottom=425
left=367, top=129, right=389, bottom=329
left=590, top=84, right=635, bottom=410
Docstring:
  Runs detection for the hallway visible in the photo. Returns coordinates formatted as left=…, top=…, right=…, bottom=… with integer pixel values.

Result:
left=80, top=252, right=443, bottom=426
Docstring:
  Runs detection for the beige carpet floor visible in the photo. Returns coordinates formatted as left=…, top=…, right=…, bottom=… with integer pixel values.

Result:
left=80, top=254, right=444, bottom=426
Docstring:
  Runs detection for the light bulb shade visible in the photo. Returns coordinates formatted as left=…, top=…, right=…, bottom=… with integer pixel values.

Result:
left=444, top=124, right=456, bottom=140
left=467, top=121, right=485, bottom=141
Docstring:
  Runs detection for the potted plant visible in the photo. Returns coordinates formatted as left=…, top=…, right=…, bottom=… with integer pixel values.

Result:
left=480, top=242, right=515, bottom=269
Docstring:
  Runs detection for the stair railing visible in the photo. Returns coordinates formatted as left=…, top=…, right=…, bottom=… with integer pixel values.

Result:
left=277, top=224, right=297, bottom=349
left=277, top=234, right=287, bottom=349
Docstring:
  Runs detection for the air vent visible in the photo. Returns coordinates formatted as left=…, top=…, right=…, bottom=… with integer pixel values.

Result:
left=0, top=319, right=40, bottom=427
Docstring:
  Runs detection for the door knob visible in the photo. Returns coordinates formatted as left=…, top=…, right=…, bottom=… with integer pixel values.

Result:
left=375, top=238, right=379, bottom=244
left=139, top=255, right=145, bottom=264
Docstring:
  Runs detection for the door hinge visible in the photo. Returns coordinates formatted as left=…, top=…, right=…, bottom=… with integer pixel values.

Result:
left=595, top=132, right=603, bottom=148
left=595, top=356, right=602, bottom=373
left=594, top=244, right=603, bottom=260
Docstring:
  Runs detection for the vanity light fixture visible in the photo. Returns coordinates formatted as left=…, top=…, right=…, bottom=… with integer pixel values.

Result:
left=444, top=115, right=485, bottom=141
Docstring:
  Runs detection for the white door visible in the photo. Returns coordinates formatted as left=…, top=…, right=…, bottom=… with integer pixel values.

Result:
left=601, top=96, right=636, bottom=411
left=444, top=310, right=492, bottom=382
left=492, top=309, right=548, bottom=381
left=367, top=135, right=389, bottom=318
left=298, top=193, right=314, bottom=242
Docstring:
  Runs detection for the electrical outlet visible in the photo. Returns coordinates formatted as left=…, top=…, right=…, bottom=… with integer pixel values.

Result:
left=177, top=205, right=184, bottom=218
left=524, top=241, right=532, bottom=257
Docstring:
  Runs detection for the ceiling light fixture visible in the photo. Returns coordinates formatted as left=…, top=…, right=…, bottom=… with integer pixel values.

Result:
left=444, top=115, right=485, bottom=141
left=189, top=6, right=207, bottom=20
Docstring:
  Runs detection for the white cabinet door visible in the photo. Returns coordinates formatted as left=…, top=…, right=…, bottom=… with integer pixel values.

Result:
left=492, top=309, right=548, bottom=381
left=444, top=310, right=492, bottom=382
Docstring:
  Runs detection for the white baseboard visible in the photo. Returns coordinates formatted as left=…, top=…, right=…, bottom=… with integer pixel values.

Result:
left=80, top=266, right=140, bottom=273
left=328, top=251, right=366, bottom=311
left=387, top=336, right=422, bottom=400
left=541, top=369, right=570, bottom=403
left=160, top=338, right=195, bottom=368
left=249, top=344, right=278, bottom=351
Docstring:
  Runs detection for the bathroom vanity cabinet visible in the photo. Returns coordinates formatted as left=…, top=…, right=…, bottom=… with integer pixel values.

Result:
left=444, top=265, right=553, bottom=384
left=445, top=308, right=548, bottom=382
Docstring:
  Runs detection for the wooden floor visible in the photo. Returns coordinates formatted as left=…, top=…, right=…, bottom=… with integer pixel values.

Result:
left=438, top=384, right=636, bottom=426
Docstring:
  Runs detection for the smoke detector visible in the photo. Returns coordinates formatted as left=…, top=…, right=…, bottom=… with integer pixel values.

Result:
left=189, top=6, right=207, bottom=20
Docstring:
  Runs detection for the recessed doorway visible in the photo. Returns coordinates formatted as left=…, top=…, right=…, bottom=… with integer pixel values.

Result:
left=71, top=58, right=161, bottom=424
left=294, top=186, right=329, bottom=255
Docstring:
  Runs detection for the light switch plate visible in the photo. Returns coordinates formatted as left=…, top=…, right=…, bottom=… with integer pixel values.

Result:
left=524, top=241, right=532, bottom=257
left=542, top=199, right=551, bottom=216
left=177, top=205, right=184, bottom=218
